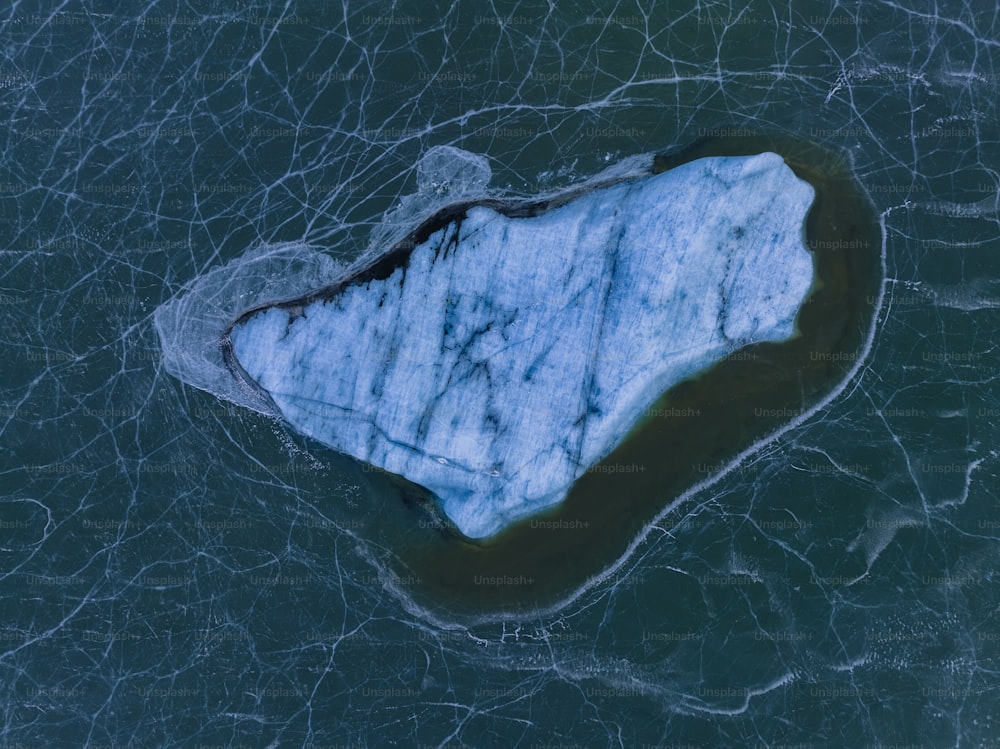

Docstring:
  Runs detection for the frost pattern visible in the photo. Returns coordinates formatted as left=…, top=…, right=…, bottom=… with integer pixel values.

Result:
left=154, top=242, right=345, bottom=415
left=1, top=1, right=999, bottom=747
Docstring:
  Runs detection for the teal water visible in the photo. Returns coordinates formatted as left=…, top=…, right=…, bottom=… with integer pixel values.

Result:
left=2, top=1, right=999, bottom=746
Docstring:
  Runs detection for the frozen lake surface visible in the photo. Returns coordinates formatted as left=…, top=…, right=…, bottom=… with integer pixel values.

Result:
left=2, top=2, right=996, bottom=746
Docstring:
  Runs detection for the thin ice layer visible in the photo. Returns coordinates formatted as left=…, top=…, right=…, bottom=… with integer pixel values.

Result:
left=229, top=153, right=815, bottom=538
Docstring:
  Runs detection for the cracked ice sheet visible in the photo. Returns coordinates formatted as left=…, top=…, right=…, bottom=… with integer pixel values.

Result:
left=3, top=1, right=1000, bottom=747
left=230, top=153, right=814, bottom=538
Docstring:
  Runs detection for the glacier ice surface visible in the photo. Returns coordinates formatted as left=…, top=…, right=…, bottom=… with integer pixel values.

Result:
left=228, top=152, right=816, bottom=539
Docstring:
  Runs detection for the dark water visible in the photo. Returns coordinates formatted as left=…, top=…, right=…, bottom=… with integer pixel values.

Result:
left=2, top=1, right=999, bottom=747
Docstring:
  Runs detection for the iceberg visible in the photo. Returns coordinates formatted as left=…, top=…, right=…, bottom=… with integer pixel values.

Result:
left=224, top=152, right=816, bottom=539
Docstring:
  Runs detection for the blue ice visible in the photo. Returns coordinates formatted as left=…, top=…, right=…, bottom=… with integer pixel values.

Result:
left=229, top=153, right=815, bottom=538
